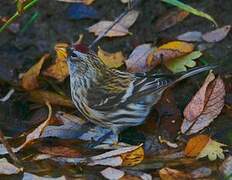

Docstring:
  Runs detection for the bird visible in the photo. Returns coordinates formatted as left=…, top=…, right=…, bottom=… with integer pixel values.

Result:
left=67, top=44, right=214, bottom=143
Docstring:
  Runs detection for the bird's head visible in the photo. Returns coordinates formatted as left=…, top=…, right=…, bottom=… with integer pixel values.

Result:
left=67, top=44, right=106, bottom=77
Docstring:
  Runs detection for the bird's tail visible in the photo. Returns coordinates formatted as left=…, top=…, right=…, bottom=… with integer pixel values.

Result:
left=175, top=65, right=217, bottom=83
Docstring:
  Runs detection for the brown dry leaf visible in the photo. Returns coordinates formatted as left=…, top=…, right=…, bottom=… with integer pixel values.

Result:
left=29, top=90, right=74, bottom=108
left=159, top=167, right=191, bottom=180
left=184, top=135, right=210, bottom=157
left=88, top=10, right=139, bottom=37
left=97, top=47, right=125, bottom=68
left=155, top=9, right=189, bottom=32
left=88, top=21, right=129, bottom=37
left=56, top=0, right=95, bottom=5
left=148, top=41, right=194, bottom=69
left=125, top=44, right=154, bottom=73
left=21, top=54, right=50, bottom=90
left=202, top=25, right=231, bottom=43
left=181, top=71, right=225, bottom=134
left=43, top=43, right=69, bottom=82
left=38, top=146, right=81, bottom=158
left=16, top=102, right=52, bottom=150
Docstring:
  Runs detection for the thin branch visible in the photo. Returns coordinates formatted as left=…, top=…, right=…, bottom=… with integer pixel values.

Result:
left=0, top=130, right=22, bottom=168
left=88, top=0, right=141, bottom=49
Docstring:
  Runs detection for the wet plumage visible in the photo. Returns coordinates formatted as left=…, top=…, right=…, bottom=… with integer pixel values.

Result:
left=67, top=45, right=213, bottom=140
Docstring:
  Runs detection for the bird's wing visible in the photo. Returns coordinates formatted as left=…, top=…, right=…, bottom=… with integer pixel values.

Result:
left=85, top=70, right=134, bottom=111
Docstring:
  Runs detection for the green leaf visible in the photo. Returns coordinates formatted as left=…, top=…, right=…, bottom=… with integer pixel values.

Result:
left=161, top=0, right=217, bottom=26
left=165, top=51, right=202, bottom=73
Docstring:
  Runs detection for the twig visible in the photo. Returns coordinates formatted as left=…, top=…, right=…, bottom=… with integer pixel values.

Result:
left=0, top=0, right=38, bottom=33
left=0, top=130, right=21, bottom=167
left=88, top=0, right=141, bottom=49
left=0, top=88, right=15, bottom=102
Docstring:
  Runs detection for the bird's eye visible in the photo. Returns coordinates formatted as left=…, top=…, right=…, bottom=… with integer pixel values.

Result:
left=71, top=52, right=78, bottom=58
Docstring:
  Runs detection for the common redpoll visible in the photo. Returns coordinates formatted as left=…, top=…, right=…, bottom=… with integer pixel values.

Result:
left=67, top=44, right=214, bottom=142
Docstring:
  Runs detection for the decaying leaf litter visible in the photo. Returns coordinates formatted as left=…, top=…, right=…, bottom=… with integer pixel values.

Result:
left=0, top=0, right=232, bottom=179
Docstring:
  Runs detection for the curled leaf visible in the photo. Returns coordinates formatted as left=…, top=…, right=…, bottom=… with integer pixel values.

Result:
left=43, top=43, right=69, bottom=82
left=181, top=71, right=225, bottom=134
left=97, top=47, right=125, bottom=68
left=21, top=54, right=50, bottom=90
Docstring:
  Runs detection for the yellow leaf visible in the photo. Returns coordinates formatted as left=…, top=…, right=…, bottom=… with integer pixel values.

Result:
left=43, top=43, right=69, bottom=82
left=97, top=47, right=125, bottom=68
left=21, top=54, right=50, bottom=90
left=121, top=145, right=144, bottom=166
left=158, top=41, right=194, bottom=53
left=197, top=138, right=227, bottom=161
left=184, top=135, right=210, bottom=157
left=29, top=90, right=74, bottom=108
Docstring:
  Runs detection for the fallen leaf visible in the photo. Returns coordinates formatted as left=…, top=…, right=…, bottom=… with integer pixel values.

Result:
left=120, top=0, right=130, bottom=3
left=177, top=31, right=203, bottom=42
left=38, top=146, right=81, bottom=158
left=181, top=71, right=225, bottom=134
left=88, top=20, right=129, bottom=37
left=161, top=0, right=217, bottom=26
left=87, top=10, right=139, bottom=37
left=97, top=47, right=125, bottom=68
left=159, top=167, right=191, bottom=180
left=23, top=173, right=66, bottom=180
left=219, top=156, right=232, bottom=179
left=67, top=3, right=100, bottom=20
left=184, top=135, right=210, bottom=157
left=43, top=43, right=69, bottom=82
left=118, top=10, right=140, bottom=28
left=0, top=158, right=21, bottom=175
left=155, top=9, right=189, bottom=32
left=88, top=144, right=144, bottom=166
left=16, top=102, right=52, bottom=150
left=21, top=54, right=50, bottom=90
left=165, top=51, right=202, bottom=73
left=197, top=138, right=227, bottom=161
left=148, top=41, right=194, bottom=68
left=101, top=167, right=125, bottom=179
left=29, top=90, right=74, bottom=108
left=202, top=25, right=231, bottom=43
left=125, top=43, right=154, bottom=73
left=190, top=167, right=212, bottom=179
left=121, top=145, right=144, bottom=166
left=56, top=0, right=95, bottom=5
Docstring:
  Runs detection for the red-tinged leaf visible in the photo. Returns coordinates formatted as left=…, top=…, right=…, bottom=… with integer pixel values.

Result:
left=38, top=146, right=81, bottom=158
left=181, top=71, right=225, bottom=134
left=155, top=9, right=189, bottom=32
left=202, top=25, right=231, bottom=43
left=125, top=44, right=154, bottom=73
